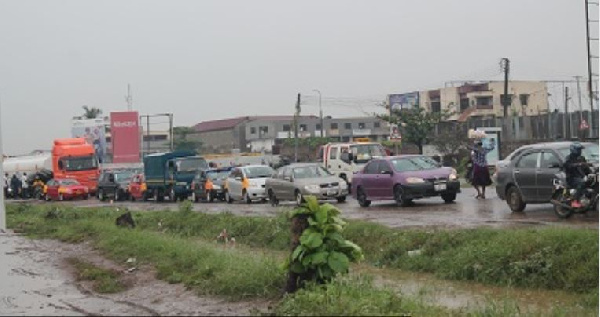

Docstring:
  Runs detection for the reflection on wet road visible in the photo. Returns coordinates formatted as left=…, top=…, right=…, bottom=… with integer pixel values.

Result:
left=20, top=188, right=598, bottom=230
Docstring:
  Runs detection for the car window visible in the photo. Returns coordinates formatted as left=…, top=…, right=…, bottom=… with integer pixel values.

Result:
left=329, top=147, right=338, bottom=160
left=377, top=161, right=392, bottom=174
left=390, top=157, right=438, bottom=172
left=516, top=152, right=539, bottom=168
left=293, top=165, right=330, bottom=179
left=541, top=152, right=560, bottom=168
left=364, top=161, right=379, bottom=174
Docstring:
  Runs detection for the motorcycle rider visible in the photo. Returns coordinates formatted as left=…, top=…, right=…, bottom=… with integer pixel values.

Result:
left=563, top=142, right=592, bottom=208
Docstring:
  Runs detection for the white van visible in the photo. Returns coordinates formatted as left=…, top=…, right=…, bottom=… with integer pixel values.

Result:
left=318, top=142, right=387, bottom=184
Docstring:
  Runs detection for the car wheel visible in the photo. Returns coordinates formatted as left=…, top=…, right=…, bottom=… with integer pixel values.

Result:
left=244, top=190, right=252, bottom=204
left=394, top=185, right=410, bottom=207
left=356, top=187, right=371, bottom=207
left=225, top=191, right=233, bottom=204
left=336, top=196, right=347, bottom=203
left=295, top=190, right=304, bottom=206
left=441, top=193, right=456, bottom=204
left=268, top=190, right=279, bottom=207
left=192, top=192, right=198, bottom=203
left=506, top=186, right=526, bottom=212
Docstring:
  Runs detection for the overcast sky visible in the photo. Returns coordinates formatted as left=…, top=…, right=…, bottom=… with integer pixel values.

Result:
left=0, top=0, right=595, bottom=154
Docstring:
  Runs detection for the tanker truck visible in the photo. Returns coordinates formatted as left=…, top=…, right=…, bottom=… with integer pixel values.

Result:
left=3, top=152, right=52, bottom=175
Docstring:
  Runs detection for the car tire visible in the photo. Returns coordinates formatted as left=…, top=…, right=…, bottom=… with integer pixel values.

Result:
left=356, top=187, right=371, bottom=207
left=268, top=189, right=279, bottom=207
left=336, top=196, right=347, bottom=203
left=441, top=193, right=456, bottom=204
left=295, top=190, right=304, bottom=206
left=394, top=185, right=410, bottom=207
left=506, top=186, right=526, bottom=212
left=225, top=191, right=233, bottom=204
left=244, top=190, right=252, bottom=204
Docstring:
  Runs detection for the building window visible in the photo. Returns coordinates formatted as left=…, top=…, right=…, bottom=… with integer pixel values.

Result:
left=316, top=123, right=321, bottom=130
left=344, top=123, right=352, bottom=129
left=358, top=122, right=366, bottom=129
left=250, top=127, right=256, bottom=134
left=460, top=98, right=470, bottom=112
left=330, top=123, right=338, bottom=130
left=475, top=96, right=493, bottom=109
left=500, top=94, right=514, bottom=106
left=431, top=102, right=441, bottom=113
left=374, top=122, right=380, bottom=128
left=283, top=124, right=290, bottom=132
left=519, top=94, right=530, bottom=106
left=259, top=126, right=268, bottom=136
left=300, top=124, right=307, bottom=132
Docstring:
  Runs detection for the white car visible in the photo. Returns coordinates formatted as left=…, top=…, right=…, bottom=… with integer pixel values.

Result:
left=224, top=165, right=275, bottom=203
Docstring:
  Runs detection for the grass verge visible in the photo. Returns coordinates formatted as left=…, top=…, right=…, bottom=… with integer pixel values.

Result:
left=67, top=258, right=127, bottom=294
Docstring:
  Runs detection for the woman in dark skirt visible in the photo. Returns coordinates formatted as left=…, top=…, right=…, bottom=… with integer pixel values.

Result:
left=470, top=139, right=495, bottom=199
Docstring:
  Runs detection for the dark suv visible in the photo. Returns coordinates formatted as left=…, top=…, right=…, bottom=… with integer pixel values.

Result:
left=191, top=167, right=232, bottom=202
left=97, top=170, right=135, bottom=201
left=495, top=141, right=599, bottom=212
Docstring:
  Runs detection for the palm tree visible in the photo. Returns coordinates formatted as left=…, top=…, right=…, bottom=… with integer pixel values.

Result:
left=82, top=105, right=103, bottom=119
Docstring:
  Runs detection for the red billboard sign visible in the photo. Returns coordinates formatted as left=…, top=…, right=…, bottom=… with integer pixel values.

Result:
left=110, top=111, right=140, bottom=163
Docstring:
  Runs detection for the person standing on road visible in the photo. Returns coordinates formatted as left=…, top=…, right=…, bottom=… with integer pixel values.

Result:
left=10, top=173, right=22, bottom=199
left=3, top=173, right=8, bottom=198
left=470, top=139, right=494, bottom=199
left=21, top=173, right=29, bottom=199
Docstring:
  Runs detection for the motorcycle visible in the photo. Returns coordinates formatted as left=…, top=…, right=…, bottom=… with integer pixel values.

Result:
left=550, top=168, right=599, bottom=219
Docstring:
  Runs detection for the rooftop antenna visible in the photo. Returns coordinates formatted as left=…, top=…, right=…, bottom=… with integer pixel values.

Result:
left=125, top=84, right=133, bottom=111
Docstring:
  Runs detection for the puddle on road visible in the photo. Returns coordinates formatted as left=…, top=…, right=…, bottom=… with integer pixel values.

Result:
left=355, top=265, right=589, bottom=314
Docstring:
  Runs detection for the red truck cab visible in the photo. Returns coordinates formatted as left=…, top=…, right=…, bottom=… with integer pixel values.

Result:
left=52, top=138, right=100, bottom=193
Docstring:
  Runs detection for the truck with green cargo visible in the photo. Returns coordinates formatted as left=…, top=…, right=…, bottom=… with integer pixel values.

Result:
left=143, top=151, right=209, bottom=202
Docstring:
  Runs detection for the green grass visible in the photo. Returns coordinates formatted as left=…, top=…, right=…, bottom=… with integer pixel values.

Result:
left=67, top=258, right=127, bottom=294
left=7, top=203, right=599, bottom=313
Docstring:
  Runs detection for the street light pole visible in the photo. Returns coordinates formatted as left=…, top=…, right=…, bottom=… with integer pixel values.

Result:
left=0, top=93, right=5, bottom=232
left=313, top=89, right=323, bottom=137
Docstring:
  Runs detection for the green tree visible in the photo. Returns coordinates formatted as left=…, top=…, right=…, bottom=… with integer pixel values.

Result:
left=378, top=107, right=451, bottom=154
left=81, top=105, right=103, bottom=119
left=172, top=126, right=202, bottom=152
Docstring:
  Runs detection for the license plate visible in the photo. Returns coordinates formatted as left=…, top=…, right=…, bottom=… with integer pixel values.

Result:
left=327, top=189, right=337, bottom=196
left=434, top=184, right=446, bottom=191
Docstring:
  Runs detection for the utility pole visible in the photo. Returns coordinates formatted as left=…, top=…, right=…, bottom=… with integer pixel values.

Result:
left=313, top=89, right=323, bottom=137
left=585, top=0, right=598, bottom=137
left=575, top=76, right=584, bottom=122
left=565, top=86, right=571, bottom=139
left=0, top=93, right=5, bottom=232
left=126, top=84, right=133, bottom=111
left=169, top=114, right=174, bottom=152
left=501, top=58, right=510, bottom=117
left=294, top=93, right=301, bottom=163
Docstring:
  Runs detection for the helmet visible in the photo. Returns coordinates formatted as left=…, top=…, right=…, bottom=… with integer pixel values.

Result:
left=570, top=142, right=584, bottom=156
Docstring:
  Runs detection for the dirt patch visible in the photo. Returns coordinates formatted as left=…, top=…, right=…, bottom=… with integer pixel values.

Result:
left=1, top=233, right=271, bottom=316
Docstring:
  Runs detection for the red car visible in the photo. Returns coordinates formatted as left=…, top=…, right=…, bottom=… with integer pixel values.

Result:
left=127, top=174, right=148, bottom=201
left=45, top=178, right=89, bottom=201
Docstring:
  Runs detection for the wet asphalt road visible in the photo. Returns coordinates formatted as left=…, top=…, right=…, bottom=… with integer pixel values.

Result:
left=12, top=187, right=598, bottom=230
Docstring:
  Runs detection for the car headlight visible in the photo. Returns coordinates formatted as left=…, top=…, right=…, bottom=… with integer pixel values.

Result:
left=449, top=173, right=457, bottom=181
left=406, top=177, right=425, bottom=184
left=213, top=184, right=221, bottom=190
left=249, top=181, right=260, bottom=188
left=304, top=185, right=321, bottom=193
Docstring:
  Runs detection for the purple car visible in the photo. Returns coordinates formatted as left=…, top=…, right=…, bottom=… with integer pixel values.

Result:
left=351, top=155, right=460, bottom=207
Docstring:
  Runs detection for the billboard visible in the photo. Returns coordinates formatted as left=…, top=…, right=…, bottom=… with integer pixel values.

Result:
left=71, top=118, right=107, bottom=163
left=110, top=111, right=140, bottom=163
left=389, top=92, right=420, bottom=111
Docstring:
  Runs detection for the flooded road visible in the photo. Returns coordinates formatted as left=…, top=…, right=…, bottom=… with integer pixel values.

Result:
left=11, top=187, right=598, bottom=230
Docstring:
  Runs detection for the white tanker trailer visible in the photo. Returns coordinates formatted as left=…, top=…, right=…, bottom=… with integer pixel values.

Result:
left=3, top=152, right=52, bottom=176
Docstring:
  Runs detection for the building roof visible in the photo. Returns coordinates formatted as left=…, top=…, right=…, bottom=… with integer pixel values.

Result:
left=193, top=115, right=316, bottom=133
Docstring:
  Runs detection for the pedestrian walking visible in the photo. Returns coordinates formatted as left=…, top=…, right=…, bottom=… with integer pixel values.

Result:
left=21, top=173, right=29, bottom=199
left=469, top=139, right=495, bottom=199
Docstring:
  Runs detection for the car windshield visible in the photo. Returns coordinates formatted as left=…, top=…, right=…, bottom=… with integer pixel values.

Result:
left=59, top=179, right=80, bottom=186
left=114, top=171, right=134, bottom=183
left=177, top=157, right=209, bottom=172
left=244, top=166, right=274, bottom=179
left=63, top=155, right=98, bottom=172
left=558, top=144, right=599, bottom=163
left=350, top=144, right=386, bottom=163
left=391, top=156, right=440, bottom=172
left=206, top=170, right=230, bottom=180
left=293, top=165, right=332, bottom=179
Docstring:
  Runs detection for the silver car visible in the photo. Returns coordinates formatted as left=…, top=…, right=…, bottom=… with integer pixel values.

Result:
left=265, top=163, right=348, bottom=206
